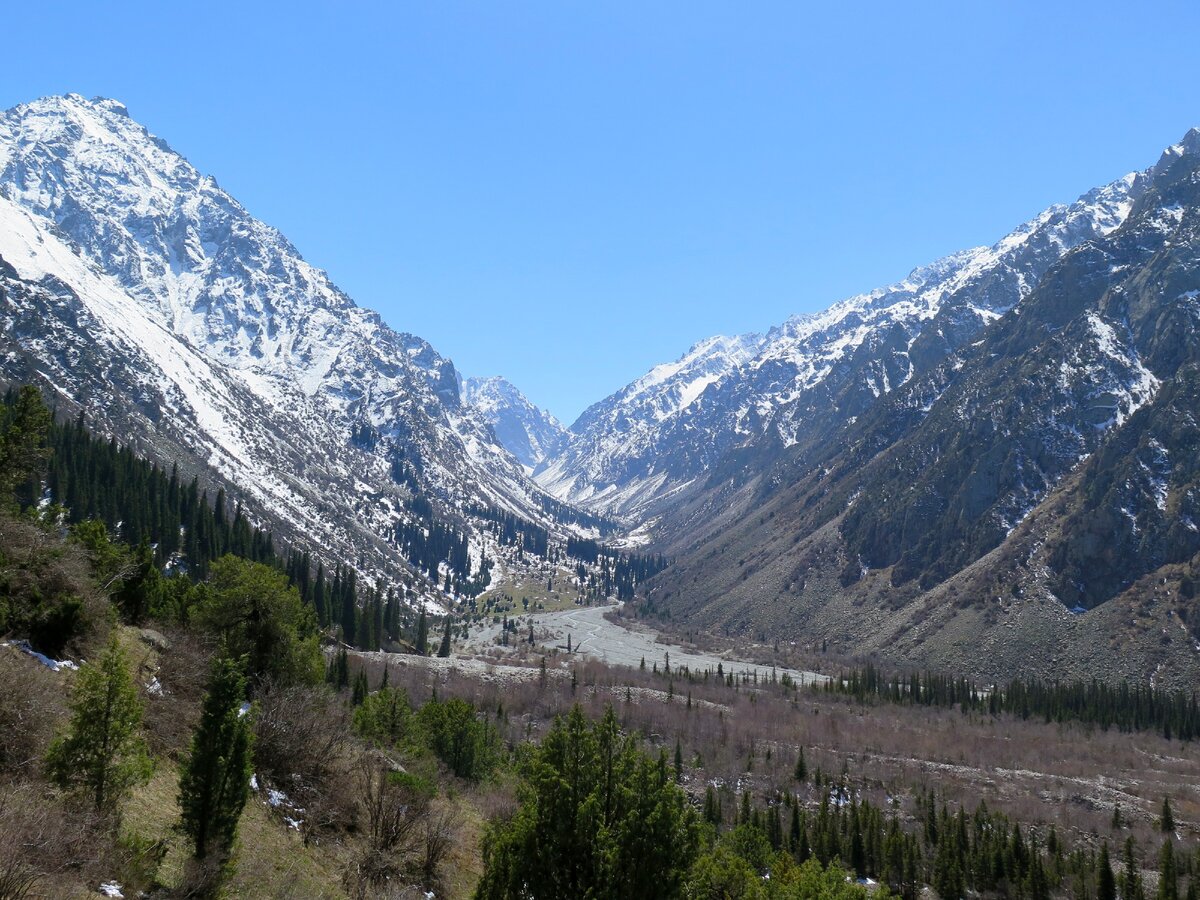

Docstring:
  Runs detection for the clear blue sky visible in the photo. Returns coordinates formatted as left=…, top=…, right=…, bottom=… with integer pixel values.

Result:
left=4, top=2, right=1199, bottom=423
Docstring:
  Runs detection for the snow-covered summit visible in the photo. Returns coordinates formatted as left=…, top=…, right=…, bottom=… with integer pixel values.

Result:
left=535, top=161, right=1146, bottom=519
left=0, top=94, right=564, bottom=586
left=463, top=376, right=568, bottom=469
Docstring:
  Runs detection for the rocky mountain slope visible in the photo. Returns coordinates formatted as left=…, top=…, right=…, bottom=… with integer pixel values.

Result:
left=462, top=376, right=568, bottom=469
left=536, top=173, right=1145, bottom=520
left=637, top=129, right=1200, bottom=686
left=0, top=94, right=585, bottom=599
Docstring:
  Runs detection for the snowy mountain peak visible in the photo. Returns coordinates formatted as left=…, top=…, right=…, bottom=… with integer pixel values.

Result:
left=0, top=94, right=568, bottom=592
left=536, top=159, right=1150, bottom=518
left=463, top=376, right=568, bottom=469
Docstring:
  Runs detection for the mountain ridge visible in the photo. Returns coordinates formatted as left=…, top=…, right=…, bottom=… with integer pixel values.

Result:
left=0, top=93, right=598, bottom=604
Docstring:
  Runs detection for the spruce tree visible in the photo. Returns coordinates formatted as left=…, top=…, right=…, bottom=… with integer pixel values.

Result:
left=179, top=656, right=253, bottom=858
left=45, top=635, right=152, bottom=813
left=1160, top=841, right=1178, bottom=900
left=795, top=747, right=807, bottom=782
left=437, top=617, right=452, bottom=657
left=1123, top=837, right=1146, bottom=900
left=0, top=384, right=51, bottom=504
left=1162, top=796, right=1175, bottom=832
left=352, top=669, right=369, bottom=706
left=416, top=608, right=429, bottom=655
left=1098, top=843, right=1117, bottom=900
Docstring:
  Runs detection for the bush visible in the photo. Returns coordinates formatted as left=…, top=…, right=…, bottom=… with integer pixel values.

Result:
left=0, top=514, right=108, bottom=657
left=416, top=696, right=498, bottom=781
left=0, top=651, right=65, bottom=776
left=354, top=687, right=414, bottom=747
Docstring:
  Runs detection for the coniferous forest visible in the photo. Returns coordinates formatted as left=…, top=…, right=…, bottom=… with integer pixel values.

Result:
left=2, top=382, right=1198, bottom=899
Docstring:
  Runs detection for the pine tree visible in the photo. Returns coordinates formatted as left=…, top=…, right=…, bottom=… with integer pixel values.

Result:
left=179, top=656, right=253, bottom=859
left=1159, top=841, right=1178, bottom=900
left=1099, top=844, right=1118, bottom=900
left=416, top=608, right=429, bottom=655
left=674, top=739, right=683, bottom=783
left=437, top=617, right=453, bottom=657
left=1162, top=796, right=1176, bottom=832
left=45, top=635, right=152, bottom=813
left=352, top=669, right=369, bottom=706
left=795, top=747, right=808, bottom=782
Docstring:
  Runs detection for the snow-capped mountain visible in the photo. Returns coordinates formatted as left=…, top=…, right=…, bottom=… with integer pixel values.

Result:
left=534, top=333, right=764, bottom=513
left=463, top=376, right=568, bottom=469
left=637, top=128, right=1200, bottom=686
left=538, top=172, right=1145, bottom=520
left=0, top=94, right=567, bottom=592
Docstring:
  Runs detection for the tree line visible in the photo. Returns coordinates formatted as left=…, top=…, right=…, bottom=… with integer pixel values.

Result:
left=825, top=662, right=1200, bottom=741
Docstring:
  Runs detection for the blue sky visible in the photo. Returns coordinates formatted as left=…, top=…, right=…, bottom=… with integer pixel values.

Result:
left=4, top=2, right=1199, bottom=423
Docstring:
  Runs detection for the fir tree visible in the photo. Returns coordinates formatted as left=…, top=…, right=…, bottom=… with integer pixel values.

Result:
left=795, top=747, right=808, bottom=782
left=352, top=669, right=369, bottom=706
left=45, top=636, right=152, bottom=813
left=1162, top=796, right=1176, bottom=832
left=437, top=617, right=453, bottom=657
left=1099, top=844, right=1118, bottom=900
left=1160, top=840, right=1179, bottom=900
left=179, top=656, right=253, bottom=859
left=415, top=607, right=429, bottom=655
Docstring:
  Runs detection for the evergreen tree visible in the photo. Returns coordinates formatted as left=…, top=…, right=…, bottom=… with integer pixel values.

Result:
left=0, top=385, right=51, bottom=504
left=45, top=636, right=152, bottom=813
left=474, top=706, right=699, bottom=899
left=1159, top=841, right=1178, bottom=900
left=1162, top=797, right=1176, bottom=832
left=795, top=747, right=808, bottom=782
left=179, top=656, right=253, bottom=858
left=416, top=607, right=429, bottom=655
left=438, top=616, right=453, bottom=658
left=1097, top=842, right=1116, bottom=900
left=193, top=556, right=322, bottom=685
left=1123, top=837, right=1146, bottom=900
left=352, top=669, right=369, bottom=706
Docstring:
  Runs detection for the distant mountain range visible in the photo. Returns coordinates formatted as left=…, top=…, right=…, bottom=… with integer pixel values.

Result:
left=3, top=93, right=1198, bottom=683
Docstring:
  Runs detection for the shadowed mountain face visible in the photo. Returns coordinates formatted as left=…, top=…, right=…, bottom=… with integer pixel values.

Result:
left=635, top=129, right=1200, bottom=687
